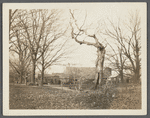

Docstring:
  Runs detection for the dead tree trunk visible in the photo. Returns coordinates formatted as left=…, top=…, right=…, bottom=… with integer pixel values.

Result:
left=71, top=36, right=106, bottom=89
left=95, top=48, right=105, bottom=89
left=70, top=10, right=106, bottom=89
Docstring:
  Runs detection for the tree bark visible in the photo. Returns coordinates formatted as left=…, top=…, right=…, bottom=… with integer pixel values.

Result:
left=120, top=70, right=123, bottom=83
left=95, top=48, right=105, bottom=89
left=40, top=67, right=44, bottom=86
left=119, top=51, right=124, bottom=83
left=19, top=52, right=24, bottom=84
left=31, top=61, right=36, bottom=84
left=134, top=60, right=140, bottom=83
left=25, top=76, right=27, bottom=85
left=39, top=54, right=45, bottom=86
left=135, top=40, right=140, bottom=82
left=19, top=71, right=23, bottom=84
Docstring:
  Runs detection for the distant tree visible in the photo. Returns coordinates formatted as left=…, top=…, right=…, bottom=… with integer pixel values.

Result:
left=105, top=10, right=141, bottom=82
left=37, top=33, right=69, bottom=86
left=105, top=40, right=127, bottom=83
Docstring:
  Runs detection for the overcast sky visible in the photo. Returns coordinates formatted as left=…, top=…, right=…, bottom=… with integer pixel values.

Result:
left=8, top=3, right=145, bottom=74
left=47, top=3, right=145, bottom=74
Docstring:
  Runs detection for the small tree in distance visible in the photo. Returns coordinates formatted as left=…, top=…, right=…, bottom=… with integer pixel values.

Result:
left=105, top=10, right=141, bottom=83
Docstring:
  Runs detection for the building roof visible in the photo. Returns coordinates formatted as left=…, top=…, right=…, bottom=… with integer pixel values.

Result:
left=38, top=67, right=112, bottom=80
left=65, top=66, right=112, bottom=79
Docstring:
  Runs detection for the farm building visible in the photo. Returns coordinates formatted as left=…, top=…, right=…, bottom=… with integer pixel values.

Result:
left=38, top=67, right=115, bottom=85
left=65, top=66, right=112, bottom=84
left=38, top=74, right=61, bottom=84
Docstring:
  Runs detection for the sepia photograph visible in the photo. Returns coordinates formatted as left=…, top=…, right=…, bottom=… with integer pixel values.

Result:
left=3, top=3, right=147, bottom=115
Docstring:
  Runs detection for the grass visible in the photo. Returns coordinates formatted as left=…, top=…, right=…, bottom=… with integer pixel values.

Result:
left=9, top=82, right=141, bottom=109
left=10, top=85, right=78, bottom=109
left=109, top=83, right=141, bottom=109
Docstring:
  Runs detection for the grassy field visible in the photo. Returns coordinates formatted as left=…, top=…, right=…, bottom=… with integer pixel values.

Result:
left=109, top=83, right=141, bottom=109
left=9, top=83, right=141, bottom=109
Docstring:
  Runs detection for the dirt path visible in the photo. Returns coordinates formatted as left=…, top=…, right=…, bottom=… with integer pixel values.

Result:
left=44, top=85, right=79, bottom=92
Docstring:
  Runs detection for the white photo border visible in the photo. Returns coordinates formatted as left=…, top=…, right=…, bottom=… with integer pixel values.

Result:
left=3, top=3, right=147, bottom=116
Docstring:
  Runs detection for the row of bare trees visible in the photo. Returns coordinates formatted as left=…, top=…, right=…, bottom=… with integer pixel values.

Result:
left=9, top=9, right=69, bottom=85
left=9, top=9, right=141, bottom=88
left=69, top=10, right=141, bottom=87
left=105, top=11, right=141, bottom=83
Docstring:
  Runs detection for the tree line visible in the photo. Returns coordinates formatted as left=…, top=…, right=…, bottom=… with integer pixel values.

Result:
left=9, top=9, right=70, bottom=85
left=9, top=9, right=141, bottom=87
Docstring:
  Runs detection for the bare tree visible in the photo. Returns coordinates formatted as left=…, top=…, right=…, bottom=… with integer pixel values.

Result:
left=17, top=9, right=65, bottom=84
left=105, top=40, right=127, bottom=83
left=9, top=57, right=20, bottom=83
left=9, top=10, right=27, bottom=49
left=69, top=10, right=106, bottom=89
left=9, top=9, right=18, bottom=42
left=9, top=51, right=31, bottom=84
left=37, top=37, right=69, bottom=86
left=105, top=10, right=141, bottom=82
left=9, top=10, right=31, bottom=83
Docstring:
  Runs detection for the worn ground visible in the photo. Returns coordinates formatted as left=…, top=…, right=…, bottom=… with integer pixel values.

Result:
left=9, top=83, right=141, bottom=109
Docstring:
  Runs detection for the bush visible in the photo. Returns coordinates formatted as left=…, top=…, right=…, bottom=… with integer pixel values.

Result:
left=73, top=82, right=117, bottom=109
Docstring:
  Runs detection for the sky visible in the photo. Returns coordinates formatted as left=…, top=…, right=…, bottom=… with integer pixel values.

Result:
left=48, top=3, right=145, bottom=74
left=8, top=3, right=146, bottom=74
